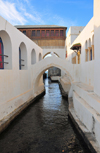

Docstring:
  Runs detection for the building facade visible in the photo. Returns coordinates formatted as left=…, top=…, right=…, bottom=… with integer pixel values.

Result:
left=15, top=25, right=67, bottom=49
left=16, top=25, right=67, bottom=77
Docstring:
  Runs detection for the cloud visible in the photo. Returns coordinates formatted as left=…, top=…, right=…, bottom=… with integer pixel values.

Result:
left=25, top=12, right=45, bottom=24
left=0, top=0, right=45, bottom=25
left=24, top=0, right=29, bottom=4
left=0, top=0, right=78, bottom=27
left=47, top=14, right=77, bottom=28
left=0, top=0, right=27, bottom=25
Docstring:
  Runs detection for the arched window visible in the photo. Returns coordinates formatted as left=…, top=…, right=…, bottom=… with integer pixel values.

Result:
left=39, top=53, right=42, bottom=61
left=19, top=42, right=27, bottom=70
left=31, top=49, right=36, bottom=64
left=19, top=47, right=21, bottom=70
left=0, top=37, right=4, bottom=69
left=0, top=30, right=12, bottom=69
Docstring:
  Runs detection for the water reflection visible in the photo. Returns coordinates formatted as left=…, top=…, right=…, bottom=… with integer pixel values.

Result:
left=0, top=78, right=91, bottom=153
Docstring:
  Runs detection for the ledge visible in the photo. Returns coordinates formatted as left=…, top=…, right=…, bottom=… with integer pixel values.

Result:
left=0, top=89, right=45, bottom=134
left=69, top=97, right=100, bottom=153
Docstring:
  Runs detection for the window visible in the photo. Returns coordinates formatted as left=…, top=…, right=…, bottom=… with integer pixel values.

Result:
left=37, top=30, right=40, bottom=37
left=60, top=30, right=64, bottom=36
left=0, top=38, right=4, bottom=69
left=51, top=30, right=54, bottom=36
left=90, top=49, right=92, bottom=60
left=19, top=48, right=21, bottom=70
left=55, top=30, right=59, bottom=37
left=39, top=53, right=42, bottom=61
left=0, top=31, right=12, bottom=69
left=19, top=42, right=27, bottom=70
left=23, top=31, right=26, bottom=35
left=41, top=30, right=45, bottom=37
left=32, top=30, right=35, bottom=37
left=46, top=30, right=50, bottom=37
left=31, top=49, right=36, bottom=64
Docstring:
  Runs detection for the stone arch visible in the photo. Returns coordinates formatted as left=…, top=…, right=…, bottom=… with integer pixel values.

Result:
left=19, top=42, right=27, bottom=70
left=43, top=52, right=59, bottom=59
left=31, top=49, right=36, bottom=64
left=39, top=53, right=42, bottom=61
left=33, top=56, right=73, bottom=94
left=0, top=30, right=12, bottom=69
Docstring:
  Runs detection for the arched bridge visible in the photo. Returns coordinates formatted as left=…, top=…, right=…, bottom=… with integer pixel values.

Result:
left=33, top=55, right=73, bottom=90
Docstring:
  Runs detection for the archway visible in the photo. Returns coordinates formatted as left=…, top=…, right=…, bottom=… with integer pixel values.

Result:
left=31, top=49, right=36, bottom=64
left=0, top=30, right=12, bottom=69
left=19, top=42, right=27, bottom=70
left=33, top=56, right=73, bottom=96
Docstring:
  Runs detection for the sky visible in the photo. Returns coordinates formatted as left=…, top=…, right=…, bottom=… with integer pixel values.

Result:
left=0, top=0, right=93, bottom=33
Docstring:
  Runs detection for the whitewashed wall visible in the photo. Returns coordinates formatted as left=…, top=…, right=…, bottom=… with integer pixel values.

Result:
left=0, top=16, right=43, bottom=120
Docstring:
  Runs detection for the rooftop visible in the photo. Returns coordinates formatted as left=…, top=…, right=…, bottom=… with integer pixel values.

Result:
left=15, top=25, right=67, bottom=29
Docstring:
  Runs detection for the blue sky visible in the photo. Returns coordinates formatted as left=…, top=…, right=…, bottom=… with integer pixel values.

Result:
left=0, top=0, right=93, bottom=33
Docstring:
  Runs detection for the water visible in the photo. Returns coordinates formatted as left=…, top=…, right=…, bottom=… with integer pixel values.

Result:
left=0, top=79, right=91, bottom=153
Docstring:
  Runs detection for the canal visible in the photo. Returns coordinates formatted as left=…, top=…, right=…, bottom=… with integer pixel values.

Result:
left=0, top=79, right=91, bottom=153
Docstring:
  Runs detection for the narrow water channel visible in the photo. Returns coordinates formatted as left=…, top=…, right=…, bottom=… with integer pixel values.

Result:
left=0, top=78, right=91, bottom=153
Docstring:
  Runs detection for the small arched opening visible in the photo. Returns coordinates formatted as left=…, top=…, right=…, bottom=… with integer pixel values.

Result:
left=39, top=53, right=42, bottom=61
left=19, top=42, right=27, bottom=70
left=31, top=49, right=36, bottom=64
left=0, top=30, right=12, bottom=69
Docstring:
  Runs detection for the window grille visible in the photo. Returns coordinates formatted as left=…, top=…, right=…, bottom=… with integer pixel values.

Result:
left=90, top=49, right=92, bottom=60
left=46, top=30, right=50, bottom=37
left=37, top=30, right=40, bottom=37
left=60, top=30, right=64, bottom=36
left=23, top=31, right=26, bottom=35
left=41, top=30, right=45, bottom=37
left=32, top=30, right=35, bottom=36
left=51, top=30, right=54, bottom=36
left=55, top=30, right=59, bottom=36
left=19, top=48, right=25, bottom=70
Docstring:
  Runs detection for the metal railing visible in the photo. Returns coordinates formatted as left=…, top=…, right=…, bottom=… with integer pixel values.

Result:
left=0, top=54, right=8, bottom=64
left=0, top=54, right=8, bottom=57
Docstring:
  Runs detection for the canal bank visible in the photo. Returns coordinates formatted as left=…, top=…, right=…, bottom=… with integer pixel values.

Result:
left=59, top=77, right=100, bottom=153
left=0, top=89, right=45, bottom=135
left=0, top=78, right=91, bottom=153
